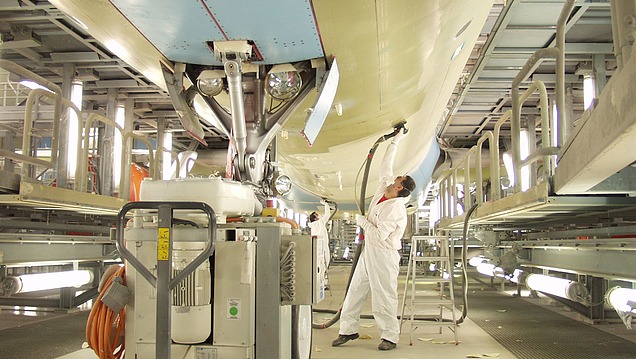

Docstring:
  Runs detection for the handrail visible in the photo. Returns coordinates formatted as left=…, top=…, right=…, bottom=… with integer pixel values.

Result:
left=492, top=110, right=511, bottom=200
left=154, top=146, right=181, bottom=181
left=21, top=89, right=83, bottom=183
left=511, top=47, right=559, bottom=192
left=78, top=113, right=123, bottom=193
left=121, top=132, right=157, bottom=199
left=475, top=131, right=497, bottom=204
left=78, top=117, right=157, bottom=198
left=435, top=0, right=575, bottom=224
left=0, top=60, right=62, bottom=165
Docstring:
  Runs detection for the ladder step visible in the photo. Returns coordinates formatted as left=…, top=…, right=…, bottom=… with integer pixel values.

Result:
left=411, top=277, right=452, bottom=283
left=413, top=256, right=449, bottom=261
left=410, top=320, right=458, bottom=326
left=411, top=298, right=455, bottom=305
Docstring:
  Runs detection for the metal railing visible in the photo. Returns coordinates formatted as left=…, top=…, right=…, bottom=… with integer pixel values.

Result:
left=0, top=60, right=169, bottom=202
left=435, top=0, right=575, bottom=223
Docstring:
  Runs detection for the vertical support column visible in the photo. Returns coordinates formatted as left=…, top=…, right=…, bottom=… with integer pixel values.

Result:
left=120, top=98, right=134, bottom=200
left=57, top=63, right=74, bottom=188
left=31, top=100, right=40, bottom=180
left=156, top=204, right=173, bottom=359
left=3, top=130, right=15, bottom=173
left=563, top=85, right=574, bottom=146
left=611, top=0, right=636, bottom=71
left=592, top=54, right=607, bottom=97
left=59, top=287, right=73, bottom=309
left=100, top=88, right=117, bottom=196
left=588, top=276, right=606, bottom=321
left=157, top=117, right=166, bottom=180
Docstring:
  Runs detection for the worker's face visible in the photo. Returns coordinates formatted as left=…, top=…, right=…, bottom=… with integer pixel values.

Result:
left=386, top=176, right=405, bottom=197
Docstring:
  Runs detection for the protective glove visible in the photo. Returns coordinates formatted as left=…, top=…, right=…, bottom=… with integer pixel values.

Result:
left=319, top=198, right=327, bottom=205
left=392, top=128, right=407, bottom=144
left=355, top=214, right=365, bottom=226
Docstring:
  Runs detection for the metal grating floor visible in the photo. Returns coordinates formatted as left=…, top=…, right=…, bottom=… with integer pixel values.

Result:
left=467, top=291, right=636, bottom=359
left=0, top=310, right=89, bottom=359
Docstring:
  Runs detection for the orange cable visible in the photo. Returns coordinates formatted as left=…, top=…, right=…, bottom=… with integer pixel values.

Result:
left=86, top=265, right=126, bottom=359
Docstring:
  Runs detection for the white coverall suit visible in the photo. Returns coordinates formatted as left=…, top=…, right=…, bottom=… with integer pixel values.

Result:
left=339, top=138, right=408, bottom=344
left=308, top=202, right=331, bottom=285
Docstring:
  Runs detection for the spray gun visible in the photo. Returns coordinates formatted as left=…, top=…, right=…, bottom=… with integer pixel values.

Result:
left=382, top=121, right=409, bottom=142
left=320, top=198, right=338, bottom=221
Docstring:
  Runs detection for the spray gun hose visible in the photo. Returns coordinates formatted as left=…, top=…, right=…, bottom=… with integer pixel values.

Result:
left=313, top=123, right=407, bottom=329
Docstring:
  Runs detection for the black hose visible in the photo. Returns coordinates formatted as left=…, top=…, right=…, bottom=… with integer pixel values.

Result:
left=456, top=202, right=479, bottom=324
left=313, top=124, right=406, bottom=329
left=325, top=199, right=338, bottom=222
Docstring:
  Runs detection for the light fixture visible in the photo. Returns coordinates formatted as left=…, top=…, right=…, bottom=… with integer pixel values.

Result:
left=525, top=273, right=589, bottom=303
left=476, top=262, right=498, bottom=277
left=177, top=151, right=198, bottom=178
left=265, top=64, right=302, bottom=101
left=5, top=270, right=93, bottom=294
left=502, top=152, right=515, bottom=187
left=273, top=173, right=292, bottom=196
left=197, top=70, right=226, bottom=97
left=162, top=132, right=173, bottom=180
left=583, top=74, right=595, bottom=110
left=68, top=80, right=83, bottom=179
left=551, top=103, right=558, bottom=148
left=19, top=80, right=53, bottom=93
left=520, top=129, right=530, bottom=191
left=113, top=105, right=125, bottom=190
left=606, top=286, right=636, bottom=314
left=468, top=256, right=487, bottom=267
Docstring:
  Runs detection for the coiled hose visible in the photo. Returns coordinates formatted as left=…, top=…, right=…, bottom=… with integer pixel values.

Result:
left=86, top=265, right=126, bottom=359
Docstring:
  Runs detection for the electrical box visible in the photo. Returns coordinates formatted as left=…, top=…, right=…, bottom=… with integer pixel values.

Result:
left=281, top=235, right=324, bottom=305
left=213, top=241, right=256, bottom=348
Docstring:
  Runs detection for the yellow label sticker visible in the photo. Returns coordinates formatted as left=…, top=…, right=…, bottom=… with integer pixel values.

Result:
left=157, top=227, right=170, bottom=261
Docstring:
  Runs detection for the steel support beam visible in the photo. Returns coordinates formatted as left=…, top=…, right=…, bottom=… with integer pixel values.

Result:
left=554, top=44, right=636, bottom=194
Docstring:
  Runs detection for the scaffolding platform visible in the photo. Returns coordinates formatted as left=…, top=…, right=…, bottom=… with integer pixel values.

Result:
left=437, top=182, right=636, bottom=230
left=0, top=179, right=126, bottom=216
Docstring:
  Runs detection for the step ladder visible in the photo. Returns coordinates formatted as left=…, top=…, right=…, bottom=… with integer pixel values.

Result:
left=399, top=235, right=459, bottom=345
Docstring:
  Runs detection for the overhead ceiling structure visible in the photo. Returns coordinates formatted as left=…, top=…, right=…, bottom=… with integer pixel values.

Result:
left=0, top=0, right=615, bottom=158
left=0, top=0, right=615, bottom=186
left=442, top=0, right=614, bottom=150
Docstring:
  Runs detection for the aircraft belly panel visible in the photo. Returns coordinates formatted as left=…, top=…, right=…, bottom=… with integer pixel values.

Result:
left=111, top=0, right=220, bottom=66
left=280, top=0, right=495, bottom=203
left=111, top=0, right=324, bottom=65
left=203, top=0, right=324, bottom=64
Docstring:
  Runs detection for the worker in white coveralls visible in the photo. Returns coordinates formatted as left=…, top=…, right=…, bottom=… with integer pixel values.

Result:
left=332, top=128, right=415, bottom=351
left=308, top=199, right=331, bottom=289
